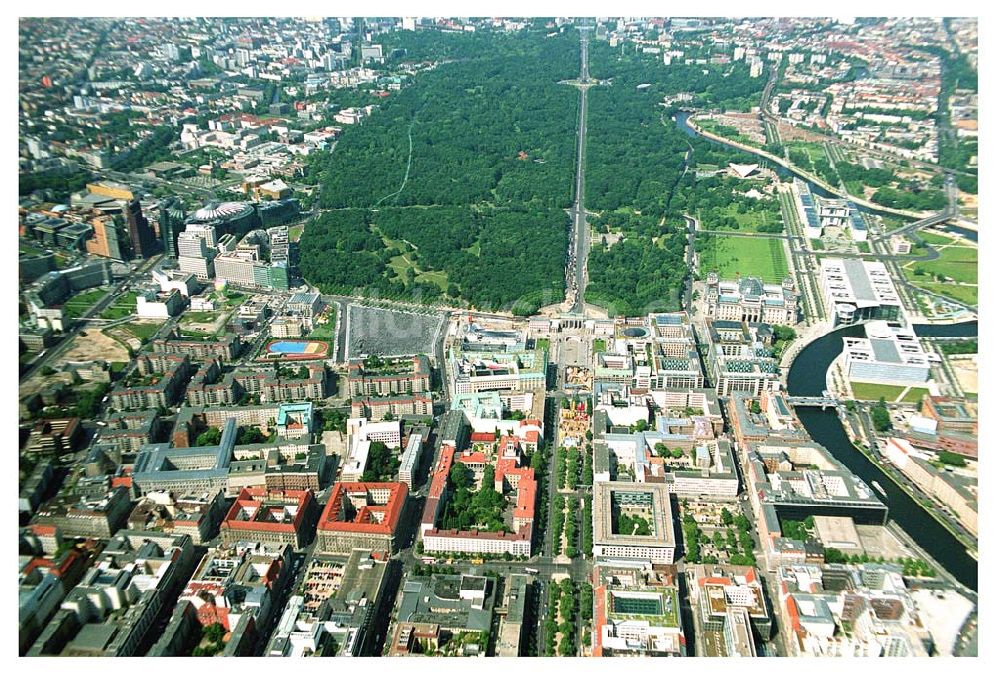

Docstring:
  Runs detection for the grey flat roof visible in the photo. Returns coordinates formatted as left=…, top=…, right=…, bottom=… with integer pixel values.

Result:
left=870, top=338, right=901, bottom=364
left=843, top=259, right=877, bottom=304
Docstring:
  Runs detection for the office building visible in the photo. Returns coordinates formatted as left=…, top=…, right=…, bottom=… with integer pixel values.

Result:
left=843, top=321, right=931, bottom=386
left=705, top=320, right=781, bottom=396
left=592, top=482, right=676, bottom=564
left=820, top=258, right=902, bottom=326
left=86, top=215, right=129, bottom=261
left=688, top=564, right=771, bottom=654
left=26, top=532, right=195, bottom=657
left=124, top=199, right=156, bottom=258
left=132, top=418, right=236, bottom=495
left=157, top=197, right=186, bottom=258
left=126, top=490, right=227, bottom=545
left=220, top=487, right=316, bottom=549
left=593, top=565, right=684, bottom=657
left=316, top=482, right=408, bottom=556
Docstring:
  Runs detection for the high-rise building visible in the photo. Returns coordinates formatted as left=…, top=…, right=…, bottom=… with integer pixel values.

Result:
left=177, top=230, right=216, bottom=280
left=268, top=226, right=289, bottom=266
left=157, top=198, right=186, bottom=258
left=125, top=199, right=156, bottom=258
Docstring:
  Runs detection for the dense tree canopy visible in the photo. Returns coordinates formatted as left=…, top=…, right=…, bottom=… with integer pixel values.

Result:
left=586, top=233, right=687, bottom=316
left=309, top=31, right=579, bottom=209
left=441, top=463, right=510, bottom=532
left=299, top=205, right=567, bottom=312
left=300, top=29, right=581, bottom=310
left=581, top=40, right=767, bottom=315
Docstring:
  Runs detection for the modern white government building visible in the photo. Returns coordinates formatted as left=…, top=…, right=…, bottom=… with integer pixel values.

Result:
left=794, top=179, right=868, bottom=241
left=842, top=320, right=932, bottom=386
left=820, top=258, right=902, bottom=326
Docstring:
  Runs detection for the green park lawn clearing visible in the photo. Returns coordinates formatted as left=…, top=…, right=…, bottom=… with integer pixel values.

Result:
left=850, top=382, right=905, bottom=402
left=216, top=291, right=246, bottom=308
left=387, top=251, right=450, bottom=291
left=850, top=382, right=929, bottom=403
left=899, top=387, right=931, bottom=404
left=415, top=269, right=449, bottom=291
left=288, top=224, right=304, bottom=242
left=117, top=320, right=163, bottom=343
left=698, top=202, right=783, bottom=233
left=387, top=252, right=418, bottom=280
left=593, top=338, right=606, bottom=353
left=181, top=311, right=220, bottom=323
left=99, top=292, right=137, bottom=320
left=905, top=248, right=978, bottom=285
left=698, top=235, right=789, bottom=283
left=916, top=230, right=955, bottom=247
left=913, top=282, right=978, bottom=307
left=63, top=288, right=108, bottom=319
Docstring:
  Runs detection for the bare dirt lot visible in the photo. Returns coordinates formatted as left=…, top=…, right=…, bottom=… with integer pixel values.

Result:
left=57, top=329, right=130, bottom=365
left=950, top=356, right=978, bottom=395
left=19, top=330, right=130, bottom=399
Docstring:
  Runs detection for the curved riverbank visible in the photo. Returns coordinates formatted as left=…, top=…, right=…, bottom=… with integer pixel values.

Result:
left=674, top=112, right=927, bottom=220
left=787, top=321, right=978, bottom=590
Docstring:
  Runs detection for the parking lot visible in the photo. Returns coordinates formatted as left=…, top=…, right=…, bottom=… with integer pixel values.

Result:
left=345, top=304, right=444, bottom=358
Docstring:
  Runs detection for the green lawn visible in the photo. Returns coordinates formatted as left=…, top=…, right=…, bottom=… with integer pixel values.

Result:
left=117, top=321, right=164, bottom=342
left=850, top=382, right=929, bottom=403
left=63, top=288, right=108, bottom=319
left=698, top=235, right=789, bottom=283
left=387, top=252, right=418, bottom=280
left=905, top=250, right=977, bottom=285
left=913, top=282, right=978, bottom=306
left=699, top=202, right=783, bottom=233
left=100, top=292, right=137, bottom=320
left=288, top=224, right=304, bottom=242
left=899, top=387, right=931, bottom=404
left=215, top=291, right=247, bottom=308
left=387, top=251, right=450, bottom=291
left=593, top=338, right=606, bottom=353
left=416, top=269, right=449, bottom=291
left=181, top=311, right=220, bottom=323
left=916, top=230, right=955, bottom=247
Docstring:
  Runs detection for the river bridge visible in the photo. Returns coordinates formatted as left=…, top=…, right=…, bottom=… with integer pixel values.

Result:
left=786, top=396, right=840, bottom=409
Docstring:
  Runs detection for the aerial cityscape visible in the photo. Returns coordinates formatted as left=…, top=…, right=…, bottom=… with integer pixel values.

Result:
left=18, top=16, right=979, bottom=658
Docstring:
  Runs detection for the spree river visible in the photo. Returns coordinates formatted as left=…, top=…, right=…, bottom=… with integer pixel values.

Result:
left=786, top=322, right=978, bottom=590
left=676, top=109, right=979, bottom=589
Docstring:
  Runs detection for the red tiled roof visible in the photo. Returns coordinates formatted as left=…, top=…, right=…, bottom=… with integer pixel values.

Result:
left=457, top=451, right=488, bottom=465
left=318, top=482, right=407, bottom=535
left=221, top=487, right=313, bottom=534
